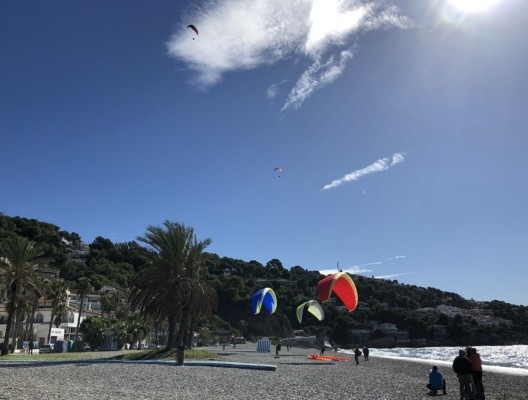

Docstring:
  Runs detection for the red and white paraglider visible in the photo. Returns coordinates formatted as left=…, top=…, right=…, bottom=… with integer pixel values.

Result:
left=316, top=272, right=359, bottom=312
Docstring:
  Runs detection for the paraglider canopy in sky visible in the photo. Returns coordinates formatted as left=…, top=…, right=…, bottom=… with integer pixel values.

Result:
left=187, top=24, right=198, bottom=39
left=250, top=287, right=277, bottom=315
left=273, top=167, right=283, bottom=177
left=296, top=300, right=324, bottom=323
left=316, top=272, right=358, bottom=312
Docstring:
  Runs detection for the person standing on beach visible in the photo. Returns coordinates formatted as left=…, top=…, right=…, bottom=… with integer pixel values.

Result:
left=427, top=366, right=447, bottom=396
left=469, top=347, right=485, bottom=400
left=363, top=346, right=369, bottom=361
left=453, top=349, right=473, bottom=400
left=275, top=341, right=281, bottom=356
left=354, top=347, right=361, bottom=365
left=320, top=345, right=326, bottom=356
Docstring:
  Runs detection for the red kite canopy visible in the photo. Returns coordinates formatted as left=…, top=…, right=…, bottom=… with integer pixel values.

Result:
left=316, top=272, right=358, bottom=312
left=187, top=24, right=199, bottom=35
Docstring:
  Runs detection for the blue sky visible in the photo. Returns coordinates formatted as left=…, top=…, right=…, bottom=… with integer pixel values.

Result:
left=1, top=0, right=527, bottom=305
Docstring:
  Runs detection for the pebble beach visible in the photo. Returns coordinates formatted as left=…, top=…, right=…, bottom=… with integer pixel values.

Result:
left=1, top=344, right=526, bottom=400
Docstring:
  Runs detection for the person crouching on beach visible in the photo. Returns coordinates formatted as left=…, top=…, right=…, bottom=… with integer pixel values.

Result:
left=453, top=349, right=473, bottom=399
left=427, top=365, right=446, bottom=396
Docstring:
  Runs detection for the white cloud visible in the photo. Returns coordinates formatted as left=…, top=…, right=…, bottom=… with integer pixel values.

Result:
left=167, top=0, right=410, bottom=107
left=374, top=272, right=414, bottom=279
left=281, top=50, right=353, bottom=111
left=321, top=152, right=406, bottom=191
left=319, top=266, right=372, bottom=275
left=319, top=260, right=382, bottom=275
left=266, top=80, right=288, bottom=100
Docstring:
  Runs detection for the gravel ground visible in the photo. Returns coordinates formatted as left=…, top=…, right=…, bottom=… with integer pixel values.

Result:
left=0, top=345, right=526, bottom=399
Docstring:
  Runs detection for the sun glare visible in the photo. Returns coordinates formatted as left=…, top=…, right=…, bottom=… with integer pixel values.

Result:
left=448, top=0, right=501, bottom=12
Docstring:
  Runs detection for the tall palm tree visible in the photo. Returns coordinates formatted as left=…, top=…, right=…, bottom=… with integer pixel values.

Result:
left=0, top=236, right=46, bottom=355
left=46, top=279, right=69, bottom=343
left=129, top=221, right=215, bottom=359
left=74, top=277, right=92, bottom=341
left=176, top=240, right=217, bottom=348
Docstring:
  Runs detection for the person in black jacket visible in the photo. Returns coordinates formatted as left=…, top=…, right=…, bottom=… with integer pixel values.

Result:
left=452, top=350, right=473, bottom=400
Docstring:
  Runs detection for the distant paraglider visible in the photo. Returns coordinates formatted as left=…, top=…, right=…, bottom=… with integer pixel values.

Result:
left=296, top=300, right=324, bottom=323
left=250, top=288, right=277, bottom=315
left=316, top=272, right=359, bottom=312
left=187, top=24, right=198, bottom=39
left=273, top=167, right=283, bottom=177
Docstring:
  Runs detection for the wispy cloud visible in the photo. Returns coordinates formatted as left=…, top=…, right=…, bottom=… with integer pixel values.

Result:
left=319, top=260, right=382, bottom=275
left=375, top=272, right=414, bottom=279
left=167, top=0, right=410, bottom=108
left=266, top=80, right=288, bottom=100
left=386, top=255, right=406, bottom=261
left=281, top=50, right=353, bottom=111
left=319, top=266, right=373, bottom=275
left=322, top=152, right=405, bottom=191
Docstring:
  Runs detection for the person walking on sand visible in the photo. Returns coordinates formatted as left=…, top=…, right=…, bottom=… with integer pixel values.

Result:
left=453, top=349, right=473, bottom=400
left=469, top=347, right=485, bottom=400
left=275, top=342, right=281, bottom=357
left=354, top=347, right=362, bottom=365
left=320, top=345, right=326, bottom=356
left=363, top=346, right=369, bottom=361
left=427, top=365, right=447, bottom=396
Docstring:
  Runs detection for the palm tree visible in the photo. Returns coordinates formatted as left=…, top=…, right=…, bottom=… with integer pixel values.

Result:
left=129, top=221, right=216, bottom=362
left=46, top=279, right=69, bottom=343
left=0, top=236, right=46, bottom=355
left=74, top=277, right=92, bottom=341
left=53, top=303, right=69, bottom=328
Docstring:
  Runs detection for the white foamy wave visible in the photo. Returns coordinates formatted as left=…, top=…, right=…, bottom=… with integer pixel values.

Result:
left=340, top=345, right=528, bottom=376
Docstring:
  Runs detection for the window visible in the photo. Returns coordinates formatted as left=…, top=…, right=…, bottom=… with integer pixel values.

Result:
left=32, top=314, right=44, bottom=323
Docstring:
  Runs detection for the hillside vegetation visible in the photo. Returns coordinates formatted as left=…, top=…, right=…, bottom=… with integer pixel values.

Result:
left=1, top=213, right=527, bottom=348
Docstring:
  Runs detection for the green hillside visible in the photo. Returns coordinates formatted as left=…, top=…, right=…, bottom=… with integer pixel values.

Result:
left=1, top=213, right=527, bottom=348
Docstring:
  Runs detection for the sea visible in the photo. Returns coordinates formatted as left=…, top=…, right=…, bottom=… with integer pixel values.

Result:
left=340, top=345, right=528, bottom=376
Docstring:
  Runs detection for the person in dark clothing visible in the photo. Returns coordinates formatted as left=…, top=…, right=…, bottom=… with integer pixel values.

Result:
left=275, top=342, right=281, bottom=356
left=354, top=347, right=362, bottom=365
left=453, top=350, right=473, bottom=400
left=28, top=340, right=34, bottom=355
left=320, top=345, right=326, bottom=356
left=363, top=346, right=369, bottom=361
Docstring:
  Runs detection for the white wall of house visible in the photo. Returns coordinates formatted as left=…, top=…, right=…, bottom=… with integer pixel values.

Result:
left=0, top=308, right=87, bottom=347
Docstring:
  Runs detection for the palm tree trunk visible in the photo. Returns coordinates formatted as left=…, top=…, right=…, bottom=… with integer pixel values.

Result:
left=166, top=313, right=176, bottom=349
left=47, top=307, right=56, bottom=343
left=1, top=293, right=17, bottom=355
left=186, top=318, right=196, bottom=349
left=175, top=302, right=192, bottom=365
left=176, top=299, right=192, bottom=346
left=14, top=308, right=25, bottom=350
left=75, top=297, right=85, bottom=341
left=24, top=309, right=31, bottom=340
left=28, top=300, right=38, bottom=341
